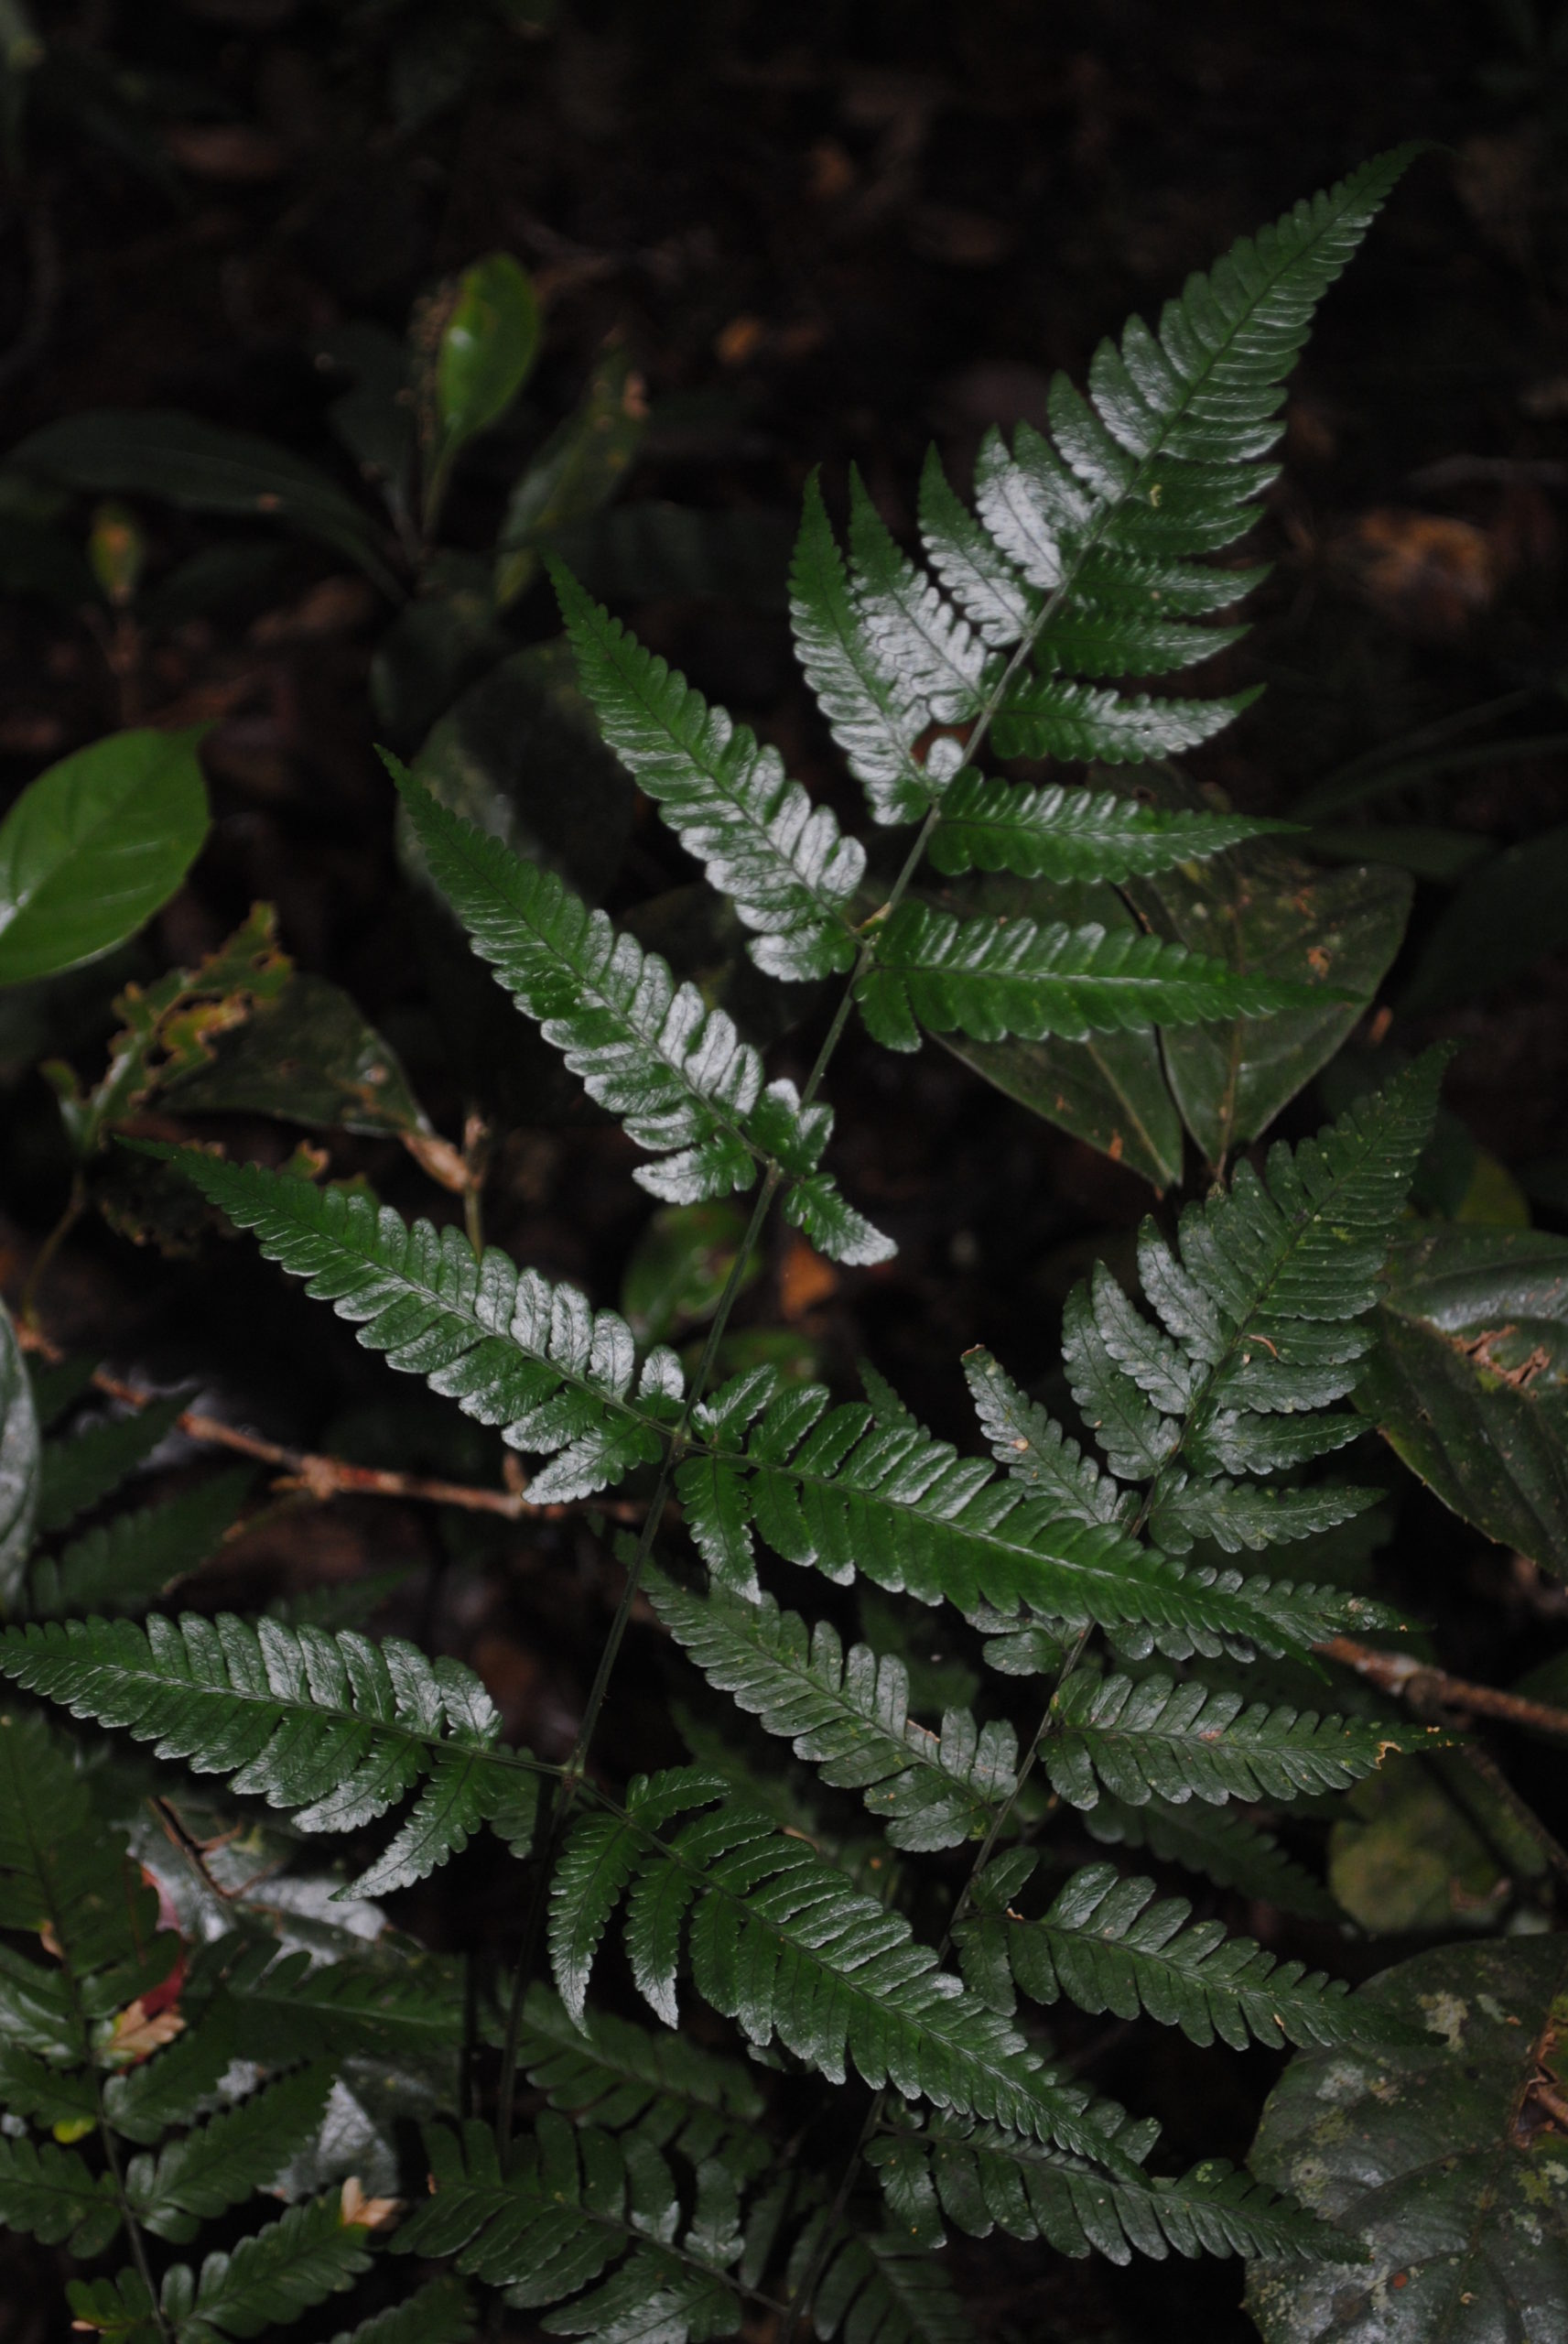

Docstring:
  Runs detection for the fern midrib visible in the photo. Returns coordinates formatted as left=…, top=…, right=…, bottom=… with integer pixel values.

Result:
left=427, top=808, right=779, bottom=1179
left=709, top=1436, right=1322, bottom=1645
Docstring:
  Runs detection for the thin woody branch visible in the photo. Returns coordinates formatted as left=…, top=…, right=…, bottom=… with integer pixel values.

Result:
left=1318, top=1634, right=1568, bottom=1743
left=17, top=1323, right=644, bottom=1526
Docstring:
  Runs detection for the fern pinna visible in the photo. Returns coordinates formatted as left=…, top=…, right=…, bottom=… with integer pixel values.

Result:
left=0, top=151, right=1450, bottom=2343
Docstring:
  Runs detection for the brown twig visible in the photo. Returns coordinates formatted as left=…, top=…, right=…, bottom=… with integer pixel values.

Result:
left=1317, top=1635, right=1568, bottom=1742
left=17, top=1323, right=643, bottom=1525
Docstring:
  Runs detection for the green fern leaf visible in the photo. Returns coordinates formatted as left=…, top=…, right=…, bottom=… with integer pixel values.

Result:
left=790, top=473, right=939, bottom=828
left=855, top=902, right=1327, bottom=1053
left=37, top=1393, right=186, bottom=1536
left=926, top=771, right=1293, bottom=884
left=988, top=677, right=1256, bottom=764
left=1084, top=1794, right=1336, bottom=1921
left=389, top=765, right=888, bottom=1264
left=164, top=2187, right=374, bottom=2339
left=550, top=560, right=864, bottom=978
left=0, top=1706, right=178, bottom=2050
left=551, top=1772, right=1158, bottom=2177
left=30, top=1469, right=253, bottom=1619
left=515, top=1982, right=766, bottom=2167
left=958, top=1857, right=1408, bottom=2053
left=872, top=2118, right=1329, bottom=2266
left=648, top=1568, right=1016, bottom=1850
left=787, top=2205, right=974, bottom=2344
left=1045, top=1669, right=1441, bottom=1811
left=326, top=2276, right=476, bottom=2344
left=149, top=1149, right=678, bottom=1502
left=687, top=1374, right=1390, bottom=1663
left=973, top=149, right=1417, bottom=618
left=0, top=2039, right=97, bottom=2132
left=0, top=2133, right=121, bottom=2255
left=0, top=1612, right=546, bottom=1897
left=394, top=2115, right=740, bottom=2336
left=64, top=2269, right=163, bottom=2344
left=127, top=2062, right=337, bottom=2242
left=1148, top=1475, right=1381, bottom=1557
left=964, top=1348, right=1127, bottom=1530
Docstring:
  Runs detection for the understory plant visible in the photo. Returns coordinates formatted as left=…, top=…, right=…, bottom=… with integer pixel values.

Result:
left=2, top=142, right=1565, bottom=2344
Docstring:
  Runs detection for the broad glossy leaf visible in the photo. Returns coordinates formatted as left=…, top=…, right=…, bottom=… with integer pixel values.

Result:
left=1247, top=1936, right=1568, bottom=2344
left=494, top=342, right=645, bottom=607
left=426, top=254, right=540, bottom=525
left=1357, top=1225, right=1568, bottom=1574
left=1400, top=822, right=1568, bottom=1012
left=936, top=876, right=1182, bottom=1187
left=9, top=410, right=393, bottom=588
left=0, top=729, right=209, bottom=984
left=0, top=1300, right=39, bottom=1608
left=1128, top=846, right=1411, bottom=1167
left=162, top=972, right=432, bottom=1140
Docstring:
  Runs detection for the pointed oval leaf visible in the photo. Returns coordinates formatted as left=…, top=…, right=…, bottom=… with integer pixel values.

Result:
left=0, top=729, right=209, bottom=984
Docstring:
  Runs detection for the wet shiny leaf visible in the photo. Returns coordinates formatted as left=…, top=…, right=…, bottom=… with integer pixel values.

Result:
left=0, top=729, right=209, bottom=985
left=1248, top=1936, right=1568, bottom=2344
left=1357, top=1225, right=1568, bottom=1574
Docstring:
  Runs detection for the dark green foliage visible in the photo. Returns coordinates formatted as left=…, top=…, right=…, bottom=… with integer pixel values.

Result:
left=0, top=1612, right=544, bottom=1894
left=0, top=148, right=1477, bottom=2343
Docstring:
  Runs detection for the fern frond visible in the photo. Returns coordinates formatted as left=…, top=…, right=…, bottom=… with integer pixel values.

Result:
left=790, top=474, right=946, bottom=828
left=855, top=902, right=1326, bottom=1054
left=63, top=2269, right=163, bottom=2344
left=150, top=1150, right=679, bottom=1503
left=925, top=772, right=1293, bottom=884
left=872, top=2118, right=1328, bottom=2266
left=515, top=1982, right=766, bottom=2166
left=1148, top=1474, right=1381, bottom=1557
left=787, top=2205, right=973, bottom=2344
left=964, top=1348, right=1126, bottom=1531
left=390, top=765, right=889, bottom=1264
left=550, top=561, right=865, bottom=978
left=0, top=1612, right=545, bottom=1897
left=30, top=1469, right=253, bottom=1619
left=550, top=1772, right=1155, bottom=2176
left=393, top=2115, right=740, bottom=2337
left=37, top=1393, right=186, bottom=1536
left=1045, top=1668, right=1440, bottom=1811
left=648, top=1568, right=1016, bottom=1850
left=959, top=1858, right=1404, bottom=2053
left=988, top=677, right=1254, bottom=765
left=682, top=1371, right=1392, bottom=1663
left=327, top=2276, right=475, bottom=2344
left=0, top=1707, right=178, bottom=2053
left=1084, top=1794, right=1336, bottom=1921
left=127, top=2062, right=337, bottom=2241
left=161, top=2187, right=375, bottom=2339
left=0, top=2133, right=121, bottom=2254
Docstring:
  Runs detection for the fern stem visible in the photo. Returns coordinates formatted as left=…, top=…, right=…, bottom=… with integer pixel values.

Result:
left=496, top=1164, right=785, bottom=2160
left=96, top=2086, right=173, bottom=2342
left=784, top=1621, right=1098, bottom=2339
